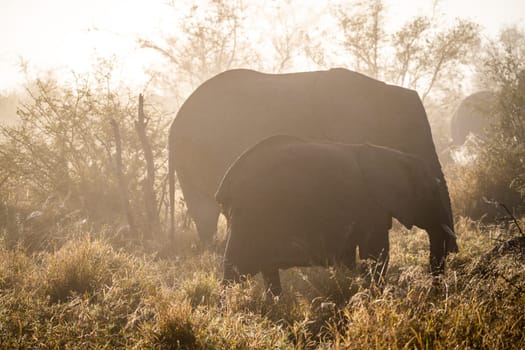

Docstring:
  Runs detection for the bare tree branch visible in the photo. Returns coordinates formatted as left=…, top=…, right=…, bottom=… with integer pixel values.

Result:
left=135, top=94, right=160, bottom=238
left=110, top=118, right=137, bottom=239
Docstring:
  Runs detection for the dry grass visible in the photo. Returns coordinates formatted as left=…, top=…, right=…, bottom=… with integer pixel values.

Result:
left=0, top=218, right=524, bottom=349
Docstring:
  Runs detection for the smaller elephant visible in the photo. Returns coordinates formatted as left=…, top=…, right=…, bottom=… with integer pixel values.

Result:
left=215, top=135, right=457, bottom=294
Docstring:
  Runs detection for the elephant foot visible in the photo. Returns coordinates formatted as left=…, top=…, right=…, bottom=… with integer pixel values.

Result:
left=262, top=268, right=282, bottom=296
left=429, top=236, right=447, bottom=276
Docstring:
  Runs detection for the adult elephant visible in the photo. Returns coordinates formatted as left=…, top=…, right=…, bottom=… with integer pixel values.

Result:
left=450, top=91, right=497, bottom=146
left=169, top=68, right=453, bottom=244
left=216, top=135, right=458, bottom=294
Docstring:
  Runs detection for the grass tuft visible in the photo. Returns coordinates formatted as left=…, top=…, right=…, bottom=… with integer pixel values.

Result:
left=148, top=299, right=197, bottom=350
left=182, top=271, right=221, bottom=308
left=44, top=237, right=127, bottom=303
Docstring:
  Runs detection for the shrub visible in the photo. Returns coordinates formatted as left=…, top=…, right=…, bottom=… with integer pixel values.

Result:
left=0, top=245, right=34, bottom=290
left=0, top=62, right=170, bottom=249
left=448, top=149, right=523, bottom=220
left=448, top=27, right=525, bottom=221
left=182, top=271, right=221, bottom=308
left=44, top=237, right=127, bottom=302
left=149, top=301, right=197, bottom=350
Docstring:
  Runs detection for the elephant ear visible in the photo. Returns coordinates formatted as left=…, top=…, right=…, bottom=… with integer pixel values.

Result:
left=356, top=144, right=420, bottom=229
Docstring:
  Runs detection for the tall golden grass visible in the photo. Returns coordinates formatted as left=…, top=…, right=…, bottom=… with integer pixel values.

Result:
left=0, top=217, right=523, bottom=349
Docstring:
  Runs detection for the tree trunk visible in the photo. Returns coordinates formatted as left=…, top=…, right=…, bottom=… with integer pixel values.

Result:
left=135, top=94, right=160, bottom=239
left=110, top=119, right=137, bottom=239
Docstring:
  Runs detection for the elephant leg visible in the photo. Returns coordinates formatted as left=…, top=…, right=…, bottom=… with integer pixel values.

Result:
left=335, top=223, right=358, bottom=270
left=339, top=243, right=357, bottom=270
left=223, top=261, right=240, bottom=285
left=262, top=268, right=282, bottom=296
left=359, top=229, right=389, bottom=287
left=428, top=229, right=446, bottom=276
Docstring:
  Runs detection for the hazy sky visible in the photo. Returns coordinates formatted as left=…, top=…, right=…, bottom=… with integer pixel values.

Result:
left=0, top=0, right=524, bottom=91
left=0, top=0, right=172, bottom=90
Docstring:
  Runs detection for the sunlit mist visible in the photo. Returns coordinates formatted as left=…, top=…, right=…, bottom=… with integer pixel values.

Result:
left=0, top=0, right=524, bottom=348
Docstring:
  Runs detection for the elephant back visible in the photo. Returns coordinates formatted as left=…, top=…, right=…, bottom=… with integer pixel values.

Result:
left=215, top=135, right=305, bottom=210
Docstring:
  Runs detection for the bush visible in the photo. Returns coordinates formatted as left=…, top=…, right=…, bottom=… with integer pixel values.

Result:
left=0, top=244, right=34, bottom=290
left=448, top=147, right=523, bottom=220
left=148, top=300, right=197, bottom=349
left=0, top=63, right=170, bottom=249
left=182, top=272, right=221, bottom=308
left=448, top=27, right=525, bottom=221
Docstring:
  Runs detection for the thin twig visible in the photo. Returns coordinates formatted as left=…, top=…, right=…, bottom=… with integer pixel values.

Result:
left=482, top=197, right=524, bottom=236
left=0, top=172, right=12, bottom=189
left=498, top=202, right=524, bottom=235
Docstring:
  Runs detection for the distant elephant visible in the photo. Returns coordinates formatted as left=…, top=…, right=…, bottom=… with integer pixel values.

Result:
left=216, top=135, right=458, bottom=294
left=169, top=68, right=453, bottom=244
left=450, top=91, right=497, bottom=146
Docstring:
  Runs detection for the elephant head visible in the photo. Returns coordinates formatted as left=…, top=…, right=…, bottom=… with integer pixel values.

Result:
left=355, top=144, right=458, bottom=274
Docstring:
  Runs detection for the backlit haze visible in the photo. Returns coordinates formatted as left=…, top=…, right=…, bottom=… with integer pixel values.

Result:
left=0, top=0, right=524, bottom=92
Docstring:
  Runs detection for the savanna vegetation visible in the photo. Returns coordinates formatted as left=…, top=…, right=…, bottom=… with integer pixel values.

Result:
left=0, top=1, right=523, bottom=348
